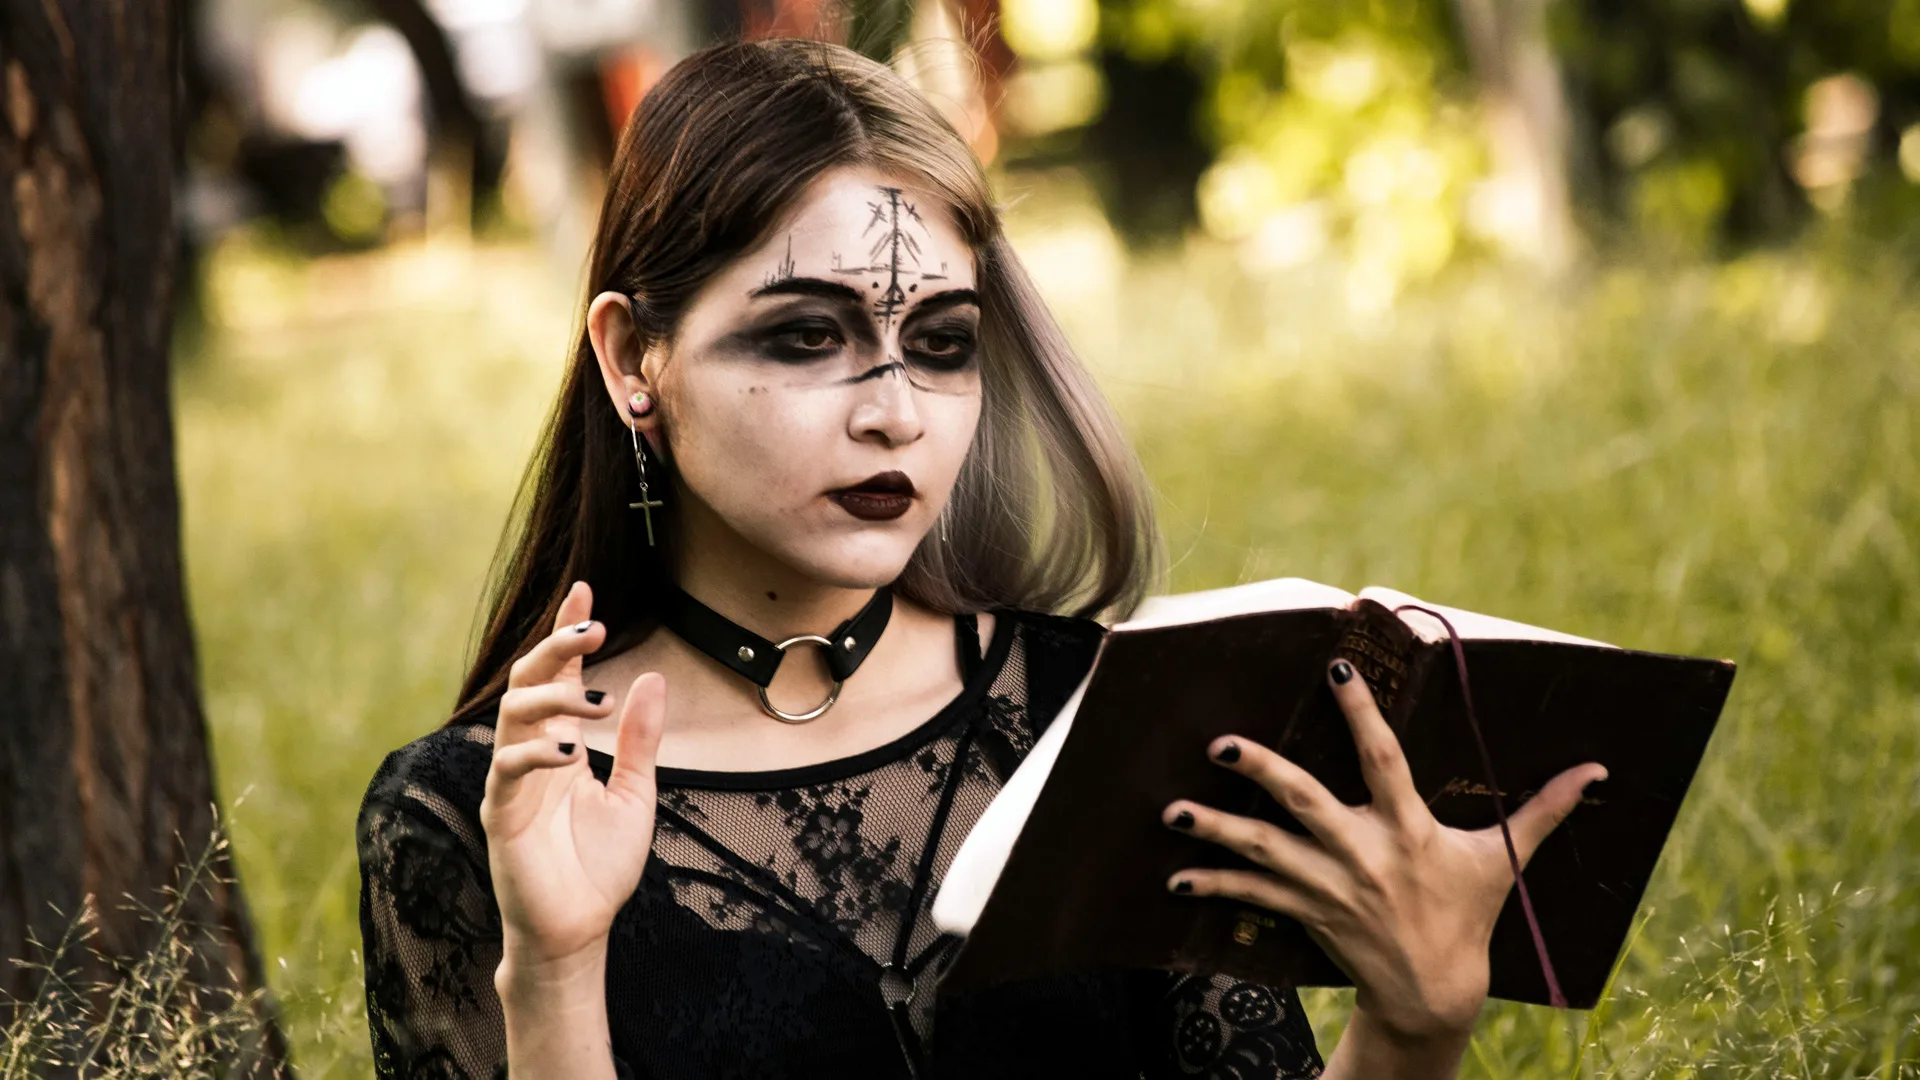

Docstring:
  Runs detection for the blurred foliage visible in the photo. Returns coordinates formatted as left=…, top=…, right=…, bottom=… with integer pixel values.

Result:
left=996, top=0, right=1485, bottom=300
left=1100, top=0, right=1473, bottom=254
left=1552, top=0, right=1912, bottom=241
left=209, top=0, right=1920, bottom=264
left=988, top=0, right=1920, bottom=275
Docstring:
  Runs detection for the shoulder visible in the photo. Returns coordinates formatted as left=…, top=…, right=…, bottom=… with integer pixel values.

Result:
left=356, top=712, right=500, bottom=838
left=355, top=715, right=506, bottom=965
left=995, top=608, right=1108, bottom=734
left=1000, top=608, right=1106, bottom=673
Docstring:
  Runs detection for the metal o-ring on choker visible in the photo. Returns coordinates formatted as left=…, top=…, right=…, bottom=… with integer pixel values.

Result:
left=661, top=584, right=893, bottom=723
left=758, top=634, right=843, bottom=723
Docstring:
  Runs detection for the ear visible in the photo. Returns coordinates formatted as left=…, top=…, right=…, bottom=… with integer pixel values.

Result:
left=587, top=290, right=663, bottom=435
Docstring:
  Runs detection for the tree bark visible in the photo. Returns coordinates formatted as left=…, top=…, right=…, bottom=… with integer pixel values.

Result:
left=0, top=0, right=285, bottom=1074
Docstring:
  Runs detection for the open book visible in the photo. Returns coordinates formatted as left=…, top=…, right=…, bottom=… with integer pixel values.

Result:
left=930, top=579, right=1735, bottom=1008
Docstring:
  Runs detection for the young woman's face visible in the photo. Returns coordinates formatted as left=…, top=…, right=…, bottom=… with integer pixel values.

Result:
left=593, top=165, right=982, bottom=590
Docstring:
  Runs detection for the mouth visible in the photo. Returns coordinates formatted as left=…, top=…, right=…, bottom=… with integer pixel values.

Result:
left=828, top=471, right=916, bottom=522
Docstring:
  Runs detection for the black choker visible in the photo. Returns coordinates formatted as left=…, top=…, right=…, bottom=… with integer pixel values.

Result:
left=661, top=586, right=894, bottom=723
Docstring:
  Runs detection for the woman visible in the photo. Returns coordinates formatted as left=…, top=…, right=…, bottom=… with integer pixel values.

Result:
left=356, top=37, right=1605, bottom=1080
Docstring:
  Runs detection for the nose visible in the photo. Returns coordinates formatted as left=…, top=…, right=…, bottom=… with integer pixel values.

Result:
left=848, top=359, right=924, bottom=449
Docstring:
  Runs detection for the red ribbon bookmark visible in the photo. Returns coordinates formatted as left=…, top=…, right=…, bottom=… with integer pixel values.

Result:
left=1392, top=604, right=1568, bottom=1009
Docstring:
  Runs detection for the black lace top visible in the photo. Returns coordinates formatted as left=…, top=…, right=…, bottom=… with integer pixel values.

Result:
left=356, top=609, right=1324, bottom=1079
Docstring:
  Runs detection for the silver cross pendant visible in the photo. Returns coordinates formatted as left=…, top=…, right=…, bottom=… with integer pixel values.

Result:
left=629, top=491, right=664, bottom=546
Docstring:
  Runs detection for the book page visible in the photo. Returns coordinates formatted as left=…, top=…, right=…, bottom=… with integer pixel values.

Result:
left=931, top=671, right=1091, bottom=936
left=1115, top=578, right=1356, bottom=632
left=1356, top=586, right=1615, bottom=648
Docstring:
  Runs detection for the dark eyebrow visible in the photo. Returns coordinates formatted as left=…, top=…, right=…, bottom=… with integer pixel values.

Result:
left=905, top=288, right=981, bottom=318
left=749, top=277, right=864, bottom=304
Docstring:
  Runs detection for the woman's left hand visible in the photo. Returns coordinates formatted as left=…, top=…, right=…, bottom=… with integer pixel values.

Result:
left=1162, top=658, right=1607, bottom=1046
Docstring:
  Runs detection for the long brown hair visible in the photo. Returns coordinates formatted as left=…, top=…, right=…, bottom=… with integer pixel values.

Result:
left=449, top=38, right=1158, bottom=725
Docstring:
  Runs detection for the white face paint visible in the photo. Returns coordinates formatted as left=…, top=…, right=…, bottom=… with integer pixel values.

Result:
left=605, top=164, right=982, bottom=591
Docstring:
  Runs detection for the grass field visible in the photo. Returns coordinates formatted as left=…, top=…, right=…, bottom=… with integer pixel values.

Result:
left=171, top=218, right=1919, bottom=1077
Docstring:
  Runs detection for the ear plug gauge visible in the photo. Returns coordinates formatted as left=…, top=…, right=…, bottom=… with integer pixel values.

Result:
left=628, top=391, right=655, bottom=418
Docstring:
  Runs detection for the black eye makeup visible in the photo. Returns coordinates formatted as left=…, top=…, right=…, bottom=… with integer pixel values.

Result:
left=904, top=320, right=979, bottom=371
left=757, top=317, right=847, bottom=362
left=733, top=273, right=980, bottom=376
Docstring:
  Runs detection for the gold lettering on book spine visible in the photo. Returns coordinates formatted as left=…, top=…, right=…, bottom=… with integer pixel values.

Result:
left=1336, top=621, right=1410, bottom=711
left=1230, top=910, right=1277, bottom=946
left=1431, top=777, right=1608, bottom=806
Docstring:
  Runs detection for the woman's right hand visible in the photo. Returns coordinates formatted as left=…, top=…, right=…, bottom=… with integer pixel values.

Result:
left=481, top=580, right=666, bottom=969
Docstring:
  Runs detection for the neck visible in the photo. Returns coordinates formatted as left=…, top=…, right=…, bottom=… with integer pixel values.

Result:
left=671, top=500, right=880, bottom=641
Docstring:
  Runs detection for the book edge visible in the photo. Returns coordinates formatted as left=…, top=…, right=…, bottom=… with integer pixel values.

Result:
left=929, top=658, right=1099, bottom=935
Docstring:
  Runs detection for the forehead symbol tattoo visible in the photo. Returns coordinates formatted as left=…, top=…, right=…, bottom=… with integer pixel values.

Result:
left=830, top=186, right=949, bottom=328
left=762, top=235, right=797, bottom=289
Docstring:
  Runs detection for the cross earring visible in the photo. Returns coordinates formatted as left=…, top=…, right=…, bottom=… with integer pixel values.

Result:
left=628, top=423, right=664, bottom=546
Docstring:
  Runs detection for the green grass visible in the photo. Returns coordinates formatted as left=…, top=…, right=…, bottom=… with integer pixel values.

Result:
left=175, top=234, right=578, bottom=1075
left=173, top=223, right=1919, bottom=1077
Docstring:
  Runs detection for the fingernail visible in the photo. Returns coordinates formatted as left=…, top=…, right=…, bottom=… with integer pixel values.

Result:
left=585, top=690, right=606, bottom=705
left=558, top=742, right=576, bottom=755
left=1330, top=660, right=1354, bottom=685
left=1213, top=741, right=1241, bottom=764
left=1168, top=809, right=1195, bottom=831
left=574, top=620, right=593, bottom=633
left=1170, top=879, right=1193, bottom=895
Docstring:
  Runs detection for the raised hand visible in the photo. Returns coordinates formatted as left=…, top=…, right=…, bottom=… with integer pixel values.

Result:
left=1162, top=659, right=1607, bottom=1050
left=482, top=580, right=666, bottom=969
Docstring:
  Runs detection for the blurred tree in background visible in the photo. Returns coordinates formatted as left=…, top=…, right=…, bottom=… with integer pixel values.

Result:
left=1555, top=0, right=1920, bottom=241
left=970, top=0, right=1920, bottom=301
left=180, top=0, right=1920, bottom=293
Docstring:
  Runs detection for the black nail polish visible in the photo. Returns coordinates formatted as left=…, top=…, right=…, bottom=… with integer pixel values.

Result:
left=1213, top=742, right=1241, bottom=764
left=574, top=620, right=593, bottom=633
left=558, top=742, right=576, bottom=755
left=585, top=689, right=606, bottom=705
left=1331, top=660, right=1354, bottom=685
left=1169, top=810, right=1195, bottom=830
left=1171, top=879, right=1193, bottom=894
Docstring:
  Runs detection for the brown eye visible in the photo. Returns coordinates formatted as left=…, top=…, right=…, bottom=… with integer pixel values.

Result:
left=907, top=325, right=977, bottom=370
left=761, top=320, right=844, bottom=362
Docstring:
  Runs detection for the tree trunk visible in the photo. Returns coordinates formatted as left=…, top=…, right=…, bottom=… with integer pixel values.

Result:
left=1453, top=0, right=1579, bottom=270
left=0, top=0, right=286, bottom=1074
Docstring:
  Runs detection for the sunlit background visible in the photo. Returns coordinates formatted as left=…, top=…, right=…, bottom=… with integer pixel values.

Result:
left=176, top=0, right=1919, bottom=1074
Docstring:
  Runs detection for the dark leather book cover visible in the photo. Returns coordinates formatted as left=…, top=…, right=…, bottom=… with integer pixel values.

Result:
left=939, top=600, right=1736, bottom=1009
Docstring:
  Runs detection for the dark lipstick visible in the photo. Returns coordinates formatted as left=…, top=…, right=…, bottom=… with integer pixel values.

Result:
left=829, top=471, right=915, bottom=521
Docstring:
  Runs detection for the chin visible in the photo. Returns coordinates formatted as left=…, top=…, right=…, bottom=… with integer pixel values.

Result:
left=779, top=530, right=923, bottom=589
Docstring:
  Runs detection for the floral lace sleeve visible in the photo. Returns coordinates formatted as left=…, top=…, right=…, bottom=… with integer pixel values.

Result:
left=1143, top=972, right=1324, bottom=1079
left=356, top=732, right=512, bottom=1080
